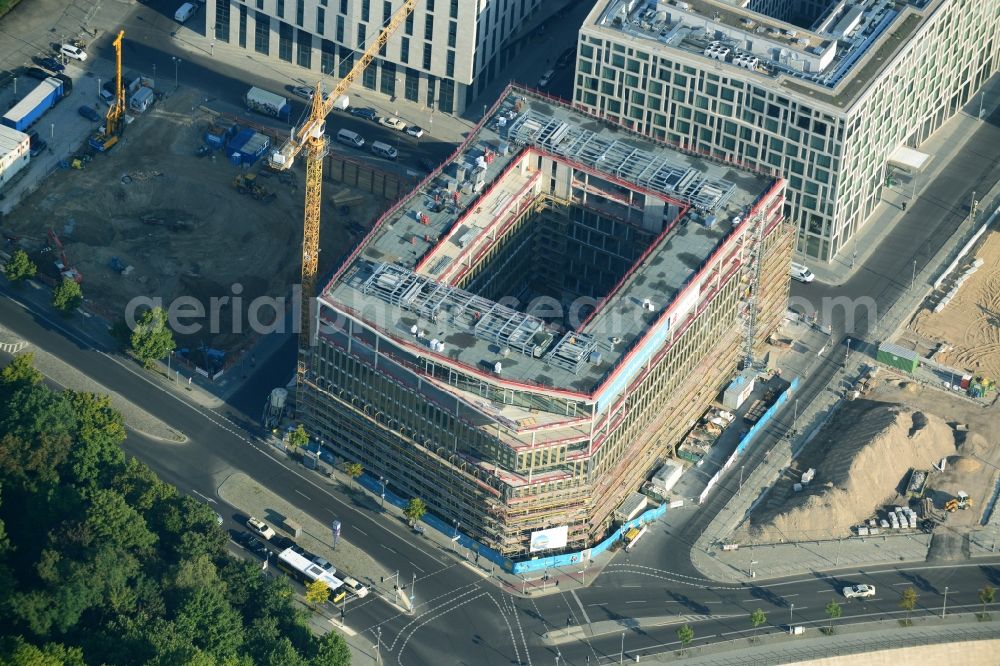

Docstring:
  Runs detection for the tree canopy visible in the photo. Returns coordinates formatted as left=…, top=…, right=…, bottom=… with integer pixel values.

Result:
left=52, top=277, right=83, bottom=313
left=4, top=249, right=37, bottom=283
left=0, top=356, right=351, bottom=665
left=129, top=307, right=176, bottom=369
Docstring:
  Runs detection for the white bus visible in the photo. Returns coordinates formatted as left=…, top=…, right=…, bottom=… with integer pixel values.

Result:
left=276, top=548, right=347, bottom=603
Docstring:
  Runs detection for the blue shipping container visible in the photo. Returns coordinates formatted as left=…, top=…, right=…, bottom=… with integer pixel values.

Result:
left=2, top=78, right=63, bottom=132
left=204, top=132, right=225, bottom=149
left=226, top=128, right=254, bottom=156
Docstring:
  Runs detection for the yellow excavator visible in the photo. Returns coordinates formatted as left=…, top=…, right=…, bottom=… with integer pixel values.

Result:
left=944, top=491, right=972, bottom=512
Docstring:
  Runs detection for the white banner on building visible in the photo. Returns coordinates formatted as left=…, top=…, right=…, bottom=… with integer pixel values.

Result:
left=529, top=525, right=569, bottom=553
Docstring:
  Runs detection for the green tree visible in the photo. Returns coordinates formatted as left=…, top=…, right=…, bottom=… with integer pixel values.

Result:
left=344, top=462, right=363, bottom=489
left=4, top=249, right=37, bottom=283
left=64, top=391, right=127, bottom=486
left=52, top=277, right=83, bottom=313
left=980, top=585, right=995, bottom=616
left=311, top=631, right=351, bottom=666
left=304, top=580, right=330, bottom=607
left=0, top=353, right=43, bottom=388
left=0, top=636, right=85, bottom=666
left=287, top=425, right=309, bottom=450
left=676, top=624, right=694, bottom=653
left=404, top=498, right=427, bottom=526
left=825, top=599, right=842, bottom=633
left=172, top=586, right=245, bottom=661
left=900, top=586, right=918, bottom=624
left=129, top=307, right=176, bottom=369
left=750, top=608, right=766, bottom=640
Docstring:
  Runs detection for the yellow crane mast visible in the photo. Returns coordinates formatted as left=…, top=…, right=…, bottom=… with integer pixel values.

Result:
left=89, top=29, right=125, bottom=152
left=107, top=29, right=126, bottom=136
left=268, top=0, right=418, bottom=377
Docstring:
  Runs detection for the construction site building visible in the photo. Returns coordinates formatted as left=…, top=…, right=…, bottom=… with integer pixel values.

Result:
left=298, top=85, right=791, bottom=559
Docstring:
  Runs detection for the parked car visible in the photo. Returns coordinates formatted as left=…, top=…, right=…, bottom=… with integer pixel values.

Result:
left=789, top=261, right=815, bottom=283
left=311, top=556, right=335, bottom=574
left=349, top=106, right=378, bottom=121
left=59, top=44, right=87, bottom=61
left=379, top=115, right=406, bottom=130
left=555, top=46, right=576, bottom=69
left=36, top=56, right=65, bottom=73
left=23, top=66, right=53, bottom=81
left=27, top=131, right=46, bottom=157
left=246, top=516, right=276, bottom=539
left=537, top=69, right=554, bottom=88
left=842, top=584, right=876, bottom=599
left=291, top=85, right=314, bottom=100
left=417, top=157, right=438, bottom=173
left=405, top=125, right=424, bottom=138
left=78, top=105, right=101, bottom=121
left=271, top=535, right=304, bottom=553
left=242, top=535, right=269, bottom=557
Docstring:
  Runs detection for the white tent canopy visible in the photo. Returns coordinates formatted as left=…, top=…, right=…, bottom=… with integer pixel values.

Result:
left=888, top=145, right=931, bottom=173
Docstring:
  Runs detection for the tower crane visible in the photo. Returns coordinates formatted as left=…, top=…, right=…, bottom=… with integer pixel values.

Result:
left=89, top=29, right=125, bottom=152
left=268, top=0, right=418, bottom=378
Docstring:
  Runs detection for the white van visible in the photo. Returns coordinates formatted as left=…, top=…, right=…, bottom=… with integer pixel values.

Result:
left=174, top=2, right=196, bottom=23
left=336, top=128, right=365, bottom=148
left=790, top=262, right=815, bottom=283
left=370, top=140, right=398, bottom=160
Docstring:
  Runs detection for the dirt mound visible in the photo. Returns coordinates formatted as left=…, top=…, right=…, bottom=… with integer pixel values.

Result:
left=951, top=457, right=982, bottom=473
left=746, top=404, right=956, bottom=542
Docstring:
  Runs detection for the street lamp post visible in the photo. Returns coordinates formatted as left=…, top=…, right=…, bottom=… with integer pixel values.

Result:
left=749, top=560, right=758, bottom=578
left=375, top=626, right=382, bottom=663
left=379, top=476, right=386, bottom=508
left=980, top=90, right=986, bottom=120
left=739, top=465, right=745, bottom=491
left=97, top=77, right=101, bottom=101
left=12, top=76, right=16, bottom=96
left=942, top=586, right=949, bottom=618
left=167, top=350, right=173, bottom=378
left=620, top=632, right=625, bottom=664
left=411, top=571, right=416, bottom=602
left=911, top=259, right=916, bottom=289
left=171, top=56, right=181, bottom=88
left=790, top=602, right=794, bottom=626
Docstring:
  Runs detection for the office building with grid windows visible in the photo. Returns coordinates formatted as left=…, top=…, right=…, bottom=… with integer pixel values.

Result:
left=574, top=0, right=999, bottom=262
left=204, top=0, right=545, bottom=114
left=296, top=86, right=791, bottom=559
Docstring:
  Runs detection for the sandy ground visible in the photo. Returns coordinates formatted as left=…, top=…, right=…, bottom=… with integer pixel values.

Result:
left=911, top=229, right=1000, bottom=378
left=743, top=377, right=1000, bottom=543
left=1, top=87, right=382, bottom=355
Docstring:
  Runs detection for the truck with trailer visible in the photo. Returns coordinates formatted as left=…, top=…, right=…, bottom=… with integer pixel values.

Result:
left=245, top=87, right=291, bottom=122
left=1, top=77, right=63, bottom=132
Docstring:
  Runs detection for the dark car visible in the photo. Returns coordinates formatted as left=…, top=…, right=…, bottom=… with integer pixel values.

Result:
left=349, top=106, right=378, bottom=121
left=36, top=56, right=65, bottom=73
left=27, top=131, right=46, bottom=157
left=242, top=535, right=269, bottom=557
left=271, top=535, right=304, bottom=553
left=78, top=105, right=101, bottom=122
left=555, top=46, right=576, bottom=68
left=24, top=66, right=52, bottom=81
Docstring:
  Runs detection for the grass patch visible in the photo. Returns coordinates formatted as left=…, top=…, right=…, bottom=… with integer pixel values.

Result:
left=819, top=627, right=836, bottom=636
left=0, top=0, right=25, bottom=20
left=898, top=619, right=913, bottom=627
left=977, top=612, right=993, bottom=622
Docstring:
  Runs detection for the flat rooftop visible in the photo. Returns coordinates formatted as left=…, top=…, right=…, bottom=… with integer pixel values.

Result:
left=321, top=86, right=776, bottom=396
left=592, top=0, right=933, bottom=109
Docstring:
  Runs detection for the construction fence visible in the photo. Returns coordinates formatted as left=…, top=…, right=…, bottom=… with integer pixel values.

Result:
left=325, top=154, right=419, bottom=201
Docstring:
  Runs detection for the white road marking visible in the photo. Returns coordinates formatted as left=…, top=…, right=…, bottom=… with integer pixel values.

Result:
left=626, top=600, right=646, bottom=604
left=354, top=527, right=368, bottom=536
left=295, top=489, right=310, bottom=500
left=192, top=490, right=217, bottom=504
left=382, top=544, right=398, bottom=554
left=570, top=589, right=592, bottom=625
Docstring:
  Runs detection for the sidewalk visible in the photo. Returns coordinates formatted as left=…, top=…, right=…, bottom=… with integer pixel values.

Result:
left=806, top=71, right=1000, bottom=285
